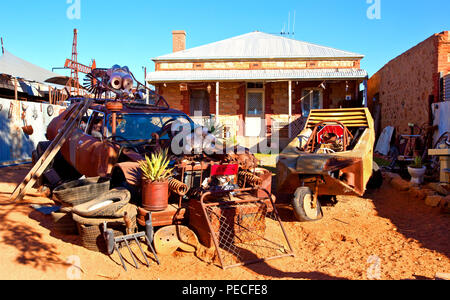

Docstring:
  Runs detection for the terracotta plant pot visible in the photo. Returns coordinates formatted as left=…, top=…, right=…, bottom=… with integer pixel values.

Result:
left=142, top=179, right=169, bottom=211
left=408, top=166, right=426, bottom=185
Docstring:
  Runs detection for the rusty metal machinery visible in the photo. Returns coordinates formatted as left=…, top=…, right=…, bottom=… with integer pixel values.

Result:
left=83, top=65, right=169, bottom=108
left=238, top=170, right=263, bottom=188
left=168, top=178, right=189, bottom=196
left=193, top=188, right=294, bottom=270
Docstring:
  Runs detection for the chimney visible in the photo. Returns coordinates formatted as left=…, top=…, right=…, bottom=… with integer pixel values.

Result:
left=172, top=30, right=186, bottom=53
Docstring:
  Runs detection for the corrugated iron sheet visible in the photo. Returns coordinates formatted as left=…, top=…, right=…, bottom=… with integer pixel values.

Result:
left=154, top=32, right=364, bottom=61
left=146, top=68, right=368, bottom=83
left=0, top=51, right=67, bottom=84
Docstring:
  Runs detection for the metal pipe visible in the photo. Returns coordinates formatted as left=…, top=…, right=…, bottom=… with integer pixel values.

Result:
left=288, top=80, right=292, bottom=138
left=111, top=112, right=117, bottom=136
left=14, top=77, right=18, bottom=100
left=216, top=82, right=220, bottom=117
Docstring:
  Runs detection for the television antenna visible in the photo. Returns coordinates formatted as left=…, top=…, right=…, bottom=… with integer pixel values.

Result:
left=279, top=10, right=296, bottom=37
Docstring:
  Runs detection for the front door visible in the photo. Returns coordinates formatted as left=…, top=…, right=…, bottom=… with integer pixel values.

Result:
left=245, top=84, right=264, bottom=137
left=190, top=89, right=210, bottom=125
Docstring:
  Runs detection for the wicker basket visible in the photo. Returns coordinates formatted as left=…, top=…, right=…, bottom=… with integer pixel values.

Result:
left=53, top=177, right=110, bottom=206
left=51, top=211, right=78, bottom=235
left=76, top=221, right=134, bottom=253
left=73, top=204, right=137, bottom=253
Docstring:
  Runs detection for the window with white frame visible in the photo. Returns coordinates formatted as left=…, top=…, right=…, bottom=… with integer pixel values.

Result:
left=301, top=88, right=323, bottom=117
left=246, top=82, right=264, bottom=116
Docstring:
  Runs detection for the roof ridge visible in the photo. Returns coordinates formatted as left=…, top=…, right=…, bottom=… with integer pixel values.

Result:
left=252, top=32, right=364, bottom=57
left=153, top=31, right=364, bottom=61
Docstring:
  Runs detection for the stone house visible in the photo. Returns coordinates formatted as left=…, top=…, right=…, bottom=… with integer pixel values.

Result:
left=367, top=31, right=450, bottom=136
left=146, top=31, right=368, bottom=150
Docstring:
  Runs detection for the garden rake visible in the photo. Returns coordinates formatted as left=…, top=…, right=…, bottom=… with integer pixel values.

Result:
left=102, top=215, right=160, bottom=271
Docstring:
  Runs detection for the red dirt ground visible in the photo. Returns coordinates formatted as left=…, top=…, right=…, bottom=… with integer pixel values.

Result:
left=0, top=164, right=449, bottom=280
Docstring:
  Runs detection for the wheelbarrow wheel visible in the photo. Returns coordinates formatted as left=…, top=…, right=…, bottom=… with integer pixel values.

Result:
left=292, top=187, right=323, bottom=222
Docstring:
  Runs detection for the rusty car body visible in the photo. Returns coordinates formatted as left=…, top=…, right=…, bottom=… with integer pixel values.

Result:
left=276, top=108, right=376, bottom=221
left=44, top=92, right=269, bottom=225
left=32, top=65, right=296, bottom=270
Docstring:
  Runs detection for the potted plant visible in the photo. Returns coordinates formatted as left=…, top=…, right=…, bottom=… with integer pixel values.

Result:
left=138, top=149, right=173, bottom=211
left=407, top=156, right=426, bottom=185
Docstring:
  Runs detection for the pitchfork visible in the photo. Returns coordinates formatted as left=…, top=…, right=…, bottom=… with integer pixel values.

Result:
left=102, top=215, right=160, bottom=271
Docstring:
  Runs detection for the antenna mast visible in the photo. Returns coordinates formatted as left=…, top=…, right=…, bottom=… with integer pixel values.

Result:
left=292, top=10, right=296, bottom=37
left=70, top=28, right=80, bottom=96
left=288, top=12, right=290, bottom=36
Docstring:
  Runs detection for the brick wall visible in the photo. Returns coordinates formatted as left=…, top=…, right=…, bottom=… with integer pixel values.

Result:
left=271, top=82, right=289, bottom=115
left=437, top=31, right=450, bottom=76
left=367, top=71, right=381, bottom=112
left=328, top=82, right=357, bottom=108
left=172, top=30, right=186, bottom=53
left=155, top=59, right=362, bottom=71
left=367, top=31, right=449, bottom=134
left=159, top=80, right=359, bottom=116
left=157, top=83, right=185, bottom=112
left=218, top=82, right=241, bottom=115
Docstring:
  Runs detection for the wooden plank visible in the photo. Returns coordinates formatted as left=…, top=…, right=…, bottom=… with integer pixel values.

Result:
left=9, top=100, right=92, bottom=202
left=310, top=111, right=366, bottom=117
left=311, top=108, right=367, bottom=112
left=309, top=119, right=368, bottom=124
left=309, top=116, right=368, bottom=121
left=307, top=123, right=368, bottom=128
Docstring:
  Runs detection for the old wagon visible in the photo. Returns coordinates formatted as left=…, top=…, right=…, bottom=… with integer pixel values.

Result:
left=276, top=107, right=377, bottom=222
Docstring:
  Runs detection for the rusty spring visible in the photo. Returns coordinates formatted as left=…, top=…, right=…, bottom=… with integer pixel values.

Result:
left=168, top=178, right=189, bottom=196
left=238, top=171, right=262, bottom=188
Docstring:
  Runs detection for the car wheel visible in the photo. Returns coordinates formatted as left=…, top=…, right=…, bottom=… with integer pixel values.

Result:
left=292, top=187, right=323, bottom=222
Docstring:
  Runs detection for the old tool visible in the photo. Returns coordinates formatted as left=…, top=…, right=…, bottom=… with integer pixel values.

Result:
left=153, top=225, right=199, bottom=255
left=102, top=215, right=160, bottom=271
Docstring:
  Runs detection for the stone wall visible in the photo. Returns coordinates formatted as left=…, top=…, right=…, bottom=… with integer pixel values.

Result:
left=368, top=31, right=449, bottom=135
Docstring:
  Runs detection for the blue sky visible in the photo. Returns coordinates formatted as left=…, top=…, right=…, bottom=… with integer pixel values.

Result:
left=0, top=0, right=448, bottom=82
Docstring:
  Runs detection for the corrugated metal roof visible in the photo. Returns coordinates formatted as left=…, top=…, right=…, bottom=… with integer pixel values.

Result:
left=146, top=68, right=368, bottom=83
left=154, top=32, right=364, bottom=61
left=0, top=51, right=68, bottom=84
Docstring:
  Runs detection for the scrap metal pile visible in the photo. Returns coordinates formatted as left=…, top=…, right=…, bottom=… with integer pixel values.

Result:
left=10, top=64, right=294, bottom=271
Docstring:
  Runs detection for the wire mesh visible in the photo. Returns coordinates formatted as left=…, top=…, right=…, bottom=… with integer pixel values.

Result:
left=201, top=192, right=294, bottom=269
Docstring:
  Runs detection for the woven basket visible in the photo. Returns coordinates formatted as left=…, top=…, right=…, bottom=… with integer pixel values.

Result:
left=73, top=204, right=137, bottom=253
left=76, top=221, right=134, bottom=253
left=53, top=177, right=110, bottom=206
left=51, top=211, right=78, bottom=235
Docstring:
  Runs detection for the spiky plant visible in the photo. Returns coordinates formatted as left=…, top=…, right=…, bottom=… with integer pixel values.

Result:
left=410, top=156, right=423, bottom=169
left=138, top=149, right=173, bottom=182
left=203, top=117, right=225, bottom=142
